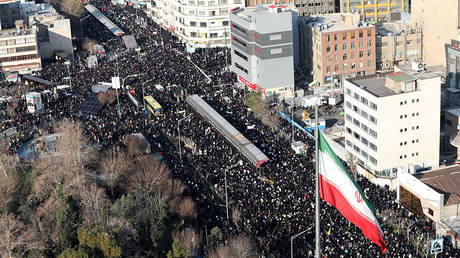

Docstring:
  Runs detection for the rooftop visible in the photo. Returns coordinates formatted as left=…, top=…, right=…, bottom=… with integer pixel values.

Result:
left=307, top=13, right=371, bottom=33
left=375, top=21, right=421, bottom=37
left=232, top=4, right=292, bottom=22
left=414, top=165, right=460, bottom=206
left=349, top=76, right=396, bottom=97
left=0, top=27, right=35, bottom=38
left=387, top=71, right=416, bottom=83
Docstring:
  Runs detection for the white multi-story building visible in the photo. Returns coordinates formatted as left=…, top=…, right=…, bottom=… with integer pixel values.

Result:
left=343, top=63, right=441, bottom=177
left=150, top=0, right=244, bottom=48
left=0, top=25, right=41, bottom=76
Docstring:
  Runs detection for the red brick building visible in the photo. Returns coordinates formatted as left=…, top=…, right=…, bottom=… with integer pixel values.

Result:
left=300, top=13, right=376, bottom=86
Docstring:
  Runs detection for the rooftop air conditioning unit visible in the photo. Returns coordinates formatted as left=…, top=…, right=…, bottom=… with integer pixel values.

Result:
left=412, top=60, right=425, bottom=71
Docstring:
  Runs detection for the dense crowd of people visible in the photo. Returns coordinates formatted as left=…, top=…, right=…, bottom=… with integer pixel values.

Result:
left=1, top=0, right=459, bottom=256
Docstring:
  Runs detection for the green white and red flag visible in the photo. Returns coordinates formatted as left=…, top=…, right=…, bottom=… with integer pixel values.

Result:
left=317, top=131, right=387, bottom=253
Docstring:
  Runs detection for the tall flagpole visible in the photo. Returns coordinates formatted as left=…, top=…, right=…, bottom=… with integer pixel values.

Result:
left=315, top=103, right=320, bottom=258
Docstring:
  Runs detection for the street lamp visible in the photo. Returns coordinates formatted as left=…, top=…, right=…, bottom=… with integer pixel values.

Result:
left=291, top=228, right=310, bottom=258
left=177, top=114, right=192, bottom=162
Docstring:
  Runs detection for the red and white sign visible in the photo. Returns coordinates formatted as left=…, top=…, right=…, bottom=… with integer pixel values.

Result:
left=238, top=75, right=257, bottom=90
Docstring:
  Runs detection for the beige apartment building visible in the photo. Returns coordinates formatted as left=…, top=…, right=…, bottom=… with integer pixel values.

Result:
left=375, top=22, right=422, bottom=70
left=300, top=13, right=376, bottom=86
left=339, top=0, right=408, bottom=22
left=412, top=0, right=460, bottom=67
left=0, top=25, right=41, bottom=76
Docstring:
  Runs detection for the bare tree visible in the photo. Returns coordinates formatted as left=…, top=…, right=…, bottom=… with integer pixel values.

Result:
left=346, top=154, right=358, bottom=179
left=160, top=178, right=184, bottom=199
left=123, top=135, right=148, bottom=156
left=98, top=92, right=109, bottom=104
left=100, top=148, right=132, bottom=195
left=78, top=183, right=109, bottom=227
left=177, top=197, right=196, bottom=220
left=231, top=207, right=242, bottom=231
left=46, top=0, right=84, bottom=17
left=0, top=213, right=40, bottom=258
left=105, top=90, right=117, bottom=104
left=207, top=244, right=230, bottom=258
left=228, top=234, right=257, bottom=258
left=0, top=155, right=18, bottom=213
left=32, top=155, right=67, bottom=202
left=126, top=156, right=170, bottom=194
left=55, top=119, right=88, bottom=172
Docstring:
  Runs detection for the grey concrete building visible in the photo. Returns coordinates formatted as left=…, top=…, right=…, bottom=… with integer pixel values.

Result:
left=294, top=0, right=337, bottom=16
left=230, top=5, right=298, bottom=100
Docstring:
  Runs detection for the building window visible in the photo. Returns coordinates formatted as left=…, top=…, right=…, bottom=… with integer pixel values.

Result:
left=234, top=62, right=248, bottom=73
left=342, top=33, right=347, bottom=40
left=233, top=37, right=246, bottom=47
left=359, top=31, right=363, bottom=38
left=361, top=110, right=368, bottom=119
left=270, top=48, right=282, bottom=55
left=367, top=50, right=372, bottom=57
left=327, top=66, right=331, bottom=73
left=368, top=60, right=372, bottom=67
left=361, top=123, right=368, bottom=132
left=369, top=142, right=377, bottom=151
left=359, top=62, right=364, bottom=68
left=361, top=150, right=368, bottom=158
left=370, top=102, right=377, bottom=110
left=368, top=40, right=372, bottom=47
left=369, top=129, right=377, bottom=138
left=351, top=32, right=355, bottom=39
left=343, top=63, right=348, bottom=70
left=359, top=41, right=364, bottom=48
left=369, top=115, right=377, bottom=124
left=367, top=29, right=372, bottom=37
left=361, top=137, right=369, bottom=145
left=351, top=52, right=355, bottom=59
left=326, top=46, right=331, bottom=52
left=346, top=88, right=351, bottom=95
left=232, top=24, right=246, bottom=34
left=359, top=51, right=364, bottom=58
left=346, top=114, right=352, bottom=121
left=223, top=21, right=229, bottom=26
left=334, top=44, right=338, bottom=51
left=350, top=42, right=356, bottom=49
left=233, top=49, right=248, bottom=61
left=369, top=156, right=377, bottom=165
left=327, top=35, right=331, bottom=42
left=343, top=53, right=347, bottom=60
left=360, top=96, right=368, bottom=105
left=351, top=63, right=356, bottom=69
left=270, top=34, right=282, bottom=41
left=190, top=21, right=197, bottom=26
left=334, top=34, right=338, bottom=41
left=343, top=43, right=347, bottom=50
left=200, top=22, right=207, bottom=27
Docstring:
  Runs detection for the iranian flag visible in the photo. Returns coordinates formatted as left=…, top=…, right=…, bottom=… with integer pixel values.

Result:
left=318, top=132, right=387, bottom=253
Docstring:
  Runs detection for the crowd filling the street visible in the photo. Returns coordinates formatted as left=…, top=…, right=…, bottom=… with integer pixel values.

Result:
left=1, top=0, right=459, bottom=257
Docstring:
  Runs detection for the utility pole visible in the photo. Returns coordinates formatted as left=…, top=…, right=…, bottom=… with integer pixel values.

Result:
left=115, top=54, right=121, bottom=119
left=315, top=103, right=320, bottom=258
